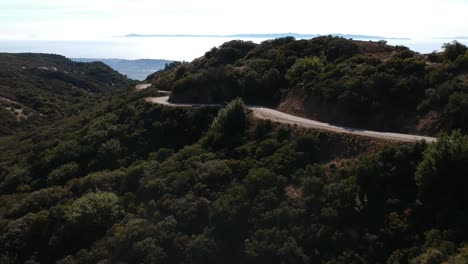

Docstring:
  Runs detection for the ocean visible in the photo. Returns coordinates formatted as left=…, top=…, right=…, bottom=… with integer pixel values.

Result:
left=1, top=37, right=467, bottom=62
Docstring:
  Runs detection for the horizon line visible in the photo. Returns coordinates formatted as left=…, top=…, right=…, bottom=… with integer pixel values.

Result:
left=120, top=32, right=412, bottom=40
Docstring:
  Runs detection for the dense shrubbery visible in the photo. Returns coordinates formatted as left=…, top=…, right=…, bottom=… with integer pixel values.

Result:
left=416, top=131, right=468, bottom=209
left=1, top=92, right=467, bottom=263
left=1, top=37, right=468, bottom=263
left=0, top=90, right=218, bottom=195
left=151, top=36, right=468, bottom=134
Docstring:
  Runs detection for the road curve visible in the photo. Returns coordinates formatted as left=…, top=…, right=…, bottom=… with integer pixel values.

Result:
left=145, top=96, right=436, bottom=143
left=135, top=84, right=152, bottom=91
left=135, top=84, right=172, bottom=95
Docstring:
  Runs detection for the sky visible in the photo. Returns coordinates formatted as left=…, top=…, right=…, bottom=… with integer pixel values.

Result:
left=0, top=0, right=467, bottom=39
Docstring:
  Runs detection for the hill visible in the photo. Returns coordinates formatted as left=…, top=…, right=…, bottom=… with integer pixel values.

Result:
left=148, top=36, right=468, bottom=135
left=0, top=53, right=134, bottom=135
left=0, top=88, right=467, bottom=263
left=0, top=39, right=467, bottom=263
left=72, top=58, right=173, bottom=81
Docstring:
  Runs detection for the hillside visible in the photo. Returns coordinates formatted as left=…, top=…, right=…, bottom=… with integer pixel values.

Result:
left=0, top=53, right=135, bottom=135
left=148, top=36, right=468, bottom=135
left=72, top=58, right=173, bottom=80
left=0, top=88, right=467, bottom=263
left=0, top=39, right=467, bottom=264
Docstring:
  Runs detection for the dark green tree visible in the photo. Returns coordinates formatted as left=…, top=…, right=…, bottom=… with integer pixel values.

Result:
left=442, top=41, right=467, bottom=61
left=203, top=98, right=249, bottom=148
left=415, top=131, right=468, bottom=209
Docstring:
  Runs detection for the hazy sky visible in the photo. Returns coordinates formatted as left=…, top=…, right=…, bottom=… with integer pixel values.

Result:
left=1, top=0, right=467, bottom=39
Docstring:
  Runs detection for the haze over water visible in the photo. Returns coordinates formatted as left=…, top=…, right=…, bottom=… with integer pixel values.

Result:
left=1, top=37, right=468, bottom=61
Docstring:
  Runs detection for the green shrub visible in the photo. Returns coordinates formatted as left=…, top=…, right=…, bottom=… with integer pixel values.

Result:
left=47, top=163, right=80, bottom=185
left=253, top=119, right=273, bottom=140
left=443, top=41, right=467, bottom=61
left=65, top=191, right=123, bottom=227
left=256, top=139, right=279, bottom=158
left=203, top=98, right=249, bottom=148
left=286, top=57, right=323, bottom=85
left=276, top=125, right=291, bottom=142
left=415, top=131, right=468, bottom=209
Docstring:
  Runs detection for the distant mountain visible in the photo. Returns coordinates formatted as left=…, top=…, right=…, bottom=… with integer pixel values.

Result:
left=123, top=33, right=410, bottom=40
left=72, top=58, right=173, bottom=81
left=124, top=33, right=219, bottom=38
left=329, top=33, right=410, bottom=40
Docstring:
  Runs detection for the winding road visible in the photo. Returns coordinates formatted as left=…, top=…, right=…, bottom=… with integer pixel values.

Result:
left=144, top=93, right=436, bottom=143
left=134, top=84, right=152, bottom=91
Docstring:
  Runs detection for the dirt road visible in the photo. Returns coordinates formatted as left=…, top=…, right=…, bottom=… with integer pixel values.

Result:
left=134, top=84, right=152, bottom=91
left=145, top=95, right=436, bottom=143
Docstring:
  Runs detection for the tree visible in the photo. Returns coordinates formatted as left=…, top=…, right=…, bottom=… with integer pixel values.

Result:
left=286, top=57, right=323, bottom=85
left=245, top=228, right=310, bottom=264
left=188, top=231, right=219, bottom=263
left=244, top=168, right=277, bottom=194
left=442, top=41, right=467, bottom=61
left=203, top=98, right=249, bottom=148
left=254, top=120, right=273, bottom=140
left=49, top=191, right=124, bottom=256
left=296, top=133, right=320, bottom=163
left=415, top=131, right=468, bottom=209
left=65, top=191, right=123, bottom=227
left=444, top=92, right=468, bottom=132
left=47, top=162, right=80, bottom=185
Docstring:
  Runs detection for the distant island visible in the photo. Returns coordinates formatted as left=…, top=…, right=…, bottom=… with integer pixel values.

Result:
left=432, top=36, right=468, bottom=40
left=122, top=33, right=411, bottom=40
left=431, top=37, right=468, bottom=40
left=72, top=58, right=173, bottom=80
